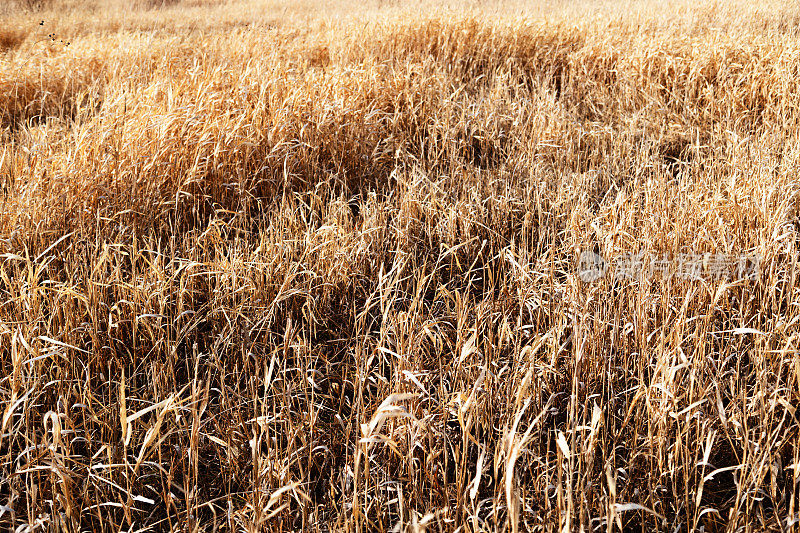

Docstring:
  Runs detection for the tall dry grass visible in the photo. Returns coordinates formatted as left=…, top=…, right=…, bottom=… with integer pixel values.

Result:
left=0, top=0, right=799, bottom=531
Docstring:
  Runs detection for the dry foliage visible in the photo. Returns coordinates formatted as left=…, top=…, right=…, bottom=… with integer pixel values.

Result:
left=0, top=0, right=799, bottom=531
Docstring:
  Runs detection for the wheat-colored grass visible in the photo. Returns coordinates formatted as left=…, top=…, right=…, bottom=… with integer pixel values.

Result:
left=1, top=0, right=799, bottom=531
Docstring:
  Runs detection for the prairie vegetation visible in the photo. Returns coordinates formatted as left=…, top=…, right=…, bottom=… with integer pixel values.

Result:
left=1, top=0, right=799, bottom=531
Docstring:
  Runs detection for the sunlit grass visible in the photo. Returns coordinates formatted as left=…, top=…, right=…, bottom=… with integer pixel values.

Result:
left=0, top=0, right=799, bottom=531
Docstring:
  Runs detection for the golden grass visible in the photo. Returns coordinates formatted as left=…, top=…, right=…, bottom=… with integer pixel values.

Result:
left=1, top=0, right=799, bottom=531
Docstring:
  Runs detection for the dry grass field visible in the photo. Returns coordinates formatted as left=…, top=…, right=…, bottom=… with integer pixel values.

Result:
left=1, top=0, right=800, bottom=531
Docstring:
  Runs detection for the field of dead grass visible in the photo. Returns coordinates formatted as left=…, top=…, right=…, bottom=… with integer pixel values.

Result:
left=1, top=0, right=799, bottom=531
